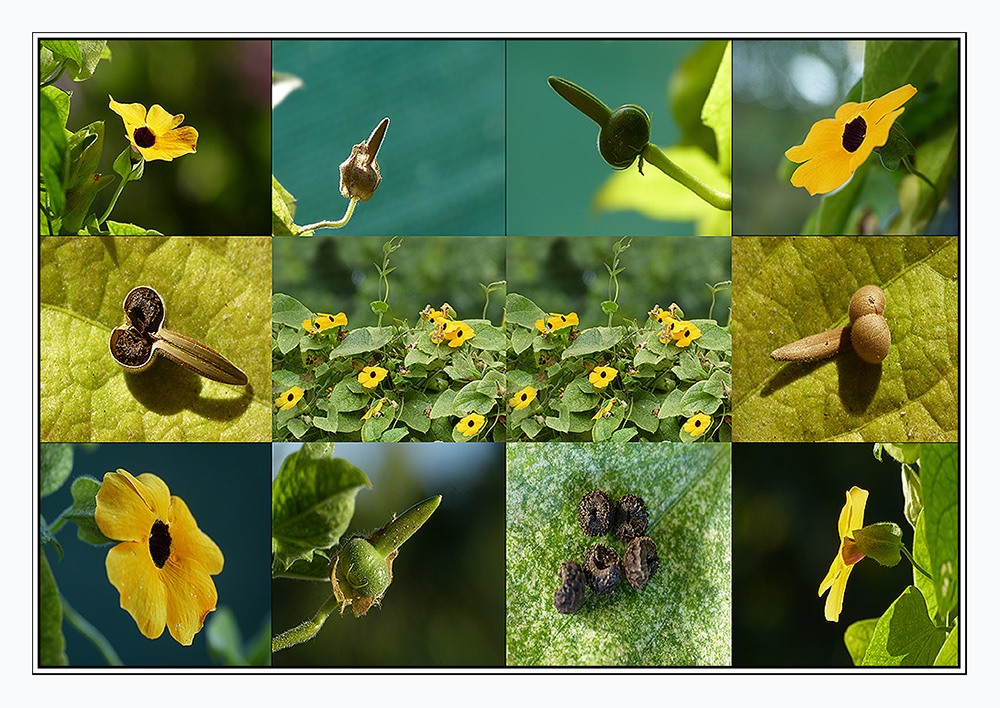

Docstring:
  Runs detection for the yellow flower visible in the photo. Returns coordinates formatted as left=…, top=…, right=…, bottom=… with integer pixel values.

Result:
left=444, top=321, right=476, bottom=347
left=274, top=386, right=305, bottom=410
left=94, top=469, right=223, bottom=645
left=593, top=397, right=617, bottom=420
left=109, top=96, right=199, bottom=162
left=785, top=84, right=917, bottom=195
left=456, top=412, right=485, bottom=437
left=535, top=312, right=579, bottom=334
left=304, top=312, right=347, bottom=334
left=589, top=366, right=618, bottom=389
left=358, top=365, right=389, bottom=388
left=671, top=321, right=702, bottom=348
left=650, top=306, right=674, bottom=325
left=818, top=486, right=869, bottom=622
left=509, top=386, right=538, bottom=411
left=361, top=398, right=386, bottom=420
left=420, top=305, right=447, bottom=323
left=683, top=413, right=711, bottom=438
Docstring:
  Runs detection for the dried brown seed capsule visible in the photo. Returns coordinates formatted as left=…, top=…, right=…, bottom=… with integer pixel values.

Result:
left=613, top=494, right=649, bottom=544
left=577, top=490, right=614, bottom=536
left=553, top=560, right=586, bottom=614
left=623, top=536, right=659, bottom=589
left=583, top=544, right=623, bottom=595
left=848, top=285, right=887, bottom=323
left=769, top=326, right=852, bottom=362
left=851, top=312, right=891, bottom=363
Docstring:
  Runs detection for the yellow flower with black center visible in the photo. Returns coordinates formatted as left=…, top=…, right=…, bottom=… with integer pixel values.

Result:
left=444, top=321, right=476, bottom=348
left=420, top=305, right=447, bottom=323
left=94, top=469, right=223, bottom=646
left=509, top=386, right=538, bottom=411
left=671, top=321, right=702, bottom=348
left=683, top=413, right=711, bottom=438
left=358, top=365, right=389, bottom=388
left=275, top=386, right=305, bottom=410
left=818, top=486, right=869, bottom=622
left=303, top=312, right=347, bottom=334
left=785, top=84, right=917, bottom=195
left=109, top=96, right=199, bottom=162
left=456, top=412, right=486, bottom=437
left=589, top=366, right=618, bottom=388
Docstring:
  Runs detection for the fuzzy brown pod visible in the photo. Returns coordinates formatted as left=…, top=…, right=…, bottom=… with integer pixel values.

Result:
left=339, top=117, right=389, bottom=202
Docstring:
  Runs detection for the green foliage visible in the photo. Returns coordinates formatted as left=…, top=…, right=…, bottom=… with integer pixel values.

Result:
left=206, top=607, right=272, bottom=666
left=39, top=237, right=272, bottom=442
left=506, top=443, right=732, bottom=665
left=272, top=240, right=507, bottom=441
left=594, top=41, right=732, bottom=235
left=40, top=443, right=74, bottom=498
left=39, top=550, right=69, bottom=666
left=507, top=239, right=732, bottom=442
left=844, top=443, right=958, bottom=666
left=732, top=236, right=957, bottom=442
left=271, top=445, right=371, bottom=574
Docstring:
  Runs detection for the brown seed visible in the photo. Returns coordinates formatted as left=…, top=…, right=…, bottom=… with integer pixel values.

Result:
left=577, top=490, right=613, bottom=536
left=583, top=544, right=623, bottom=595
left=553, top=560, right=586, bottom=614
left=851, top=313, right=891, bottom=363
left=623, top=536, right=659, bottom=589
left=848, top=285, right=887, bottom=323
left=613, top=494, right=649, bottom=544
left=770, top=326, right=852, bottom=362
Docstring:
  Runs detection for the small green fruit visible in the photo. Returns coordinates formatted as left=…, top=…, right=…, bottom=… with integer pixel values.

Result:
left=598, top=104, right=651, bottom=169
left=336, top=538, right=390, bottom=599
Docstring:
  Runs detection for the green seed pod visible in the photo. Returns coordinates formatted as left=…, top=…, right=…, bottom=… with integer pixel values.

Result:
left=335, top=537, right=391, bottom=599
left=598, top=104, right=651, bottom=169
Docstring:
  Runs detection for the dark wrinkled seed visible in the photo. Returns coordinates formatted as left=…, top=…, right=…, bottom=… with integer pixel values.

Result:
left=624, top=536, right=659, bottom=589
left=553, top=560, right=586, bottom=614
left=614, top=494, right=649, bottom=544
left=577, top=490, right=613, bottom=536
left=584, top=544, right=623, bottom=595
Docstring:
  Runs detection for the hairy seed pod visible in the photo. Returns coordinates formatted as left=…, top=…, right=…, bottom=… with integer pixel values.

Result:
left=553, top=560, right=587, bottom=614
left=848, top=285, right=887, bottom=323
left=578, top=490, right=614, bottom=536
left=851, top=312, right=891, bottom=363
left=623, top=536, right=659, bottom=589
left=335, top=537, right=390, bottom=599
left=770, top=326, right=852, bottom=362
left=598, top=104, right=651, bottom=169
left=583, top=544, right=623, bottom=595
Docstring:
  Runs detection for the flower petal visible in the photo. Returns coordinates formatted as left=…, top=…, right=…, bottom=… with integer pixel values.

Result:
left=106, top=540, right=168, bottom=639
left=160, top=551, right=220, bottom=646
left=108, top=96, right=148, bottom=133
left=95, top=470, right=165, bottom=542
left=169, top=495, right=225, bottom=576
left=145, top=104, right=184, bottom=134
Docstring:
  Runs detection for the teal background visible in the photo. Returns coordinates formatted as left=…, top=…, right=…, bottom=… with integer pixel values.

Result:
left=39, top=443, right=271, bottom=667
left=272, top=40, right=505, bottom=236
left=506, top=39, right=700, bottom=237
left=271, top=442, right=505, bottom=667
left=53, top=39, right=271, bottom=236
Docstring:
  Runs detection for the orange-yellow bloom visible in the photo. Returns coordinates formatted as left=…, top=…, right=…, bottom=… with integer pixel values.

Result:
left=444, top=321, right=476, bottom=347
left=683, top=413, right=711, bottom=438
left=593, top=398, right=616, bottom=420
left=358, top=365, right=388, bottom=388
left=456, top=412, right=486, bottom=437
left=536, top=312, right=579, bottom=334
left=509, top=386, right=538, bottom=411
left=95, top=469, right=223, bottom=645
left=671, top=321, right=702, bottom=348
left=818, top=486, right=869, bottom=622
left=589, top=366, right=618, bottom=389
left=109, top=96, right=199, bottom=162
left=785, top=85, right=917, bottom=195
left=304, top=312, right=347, bottom=334
left=275, top=386, right=305, bottom=410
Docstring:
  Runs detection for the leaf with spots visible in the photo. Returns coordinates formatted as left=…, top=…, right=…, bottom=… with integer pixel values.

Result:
left=732, top=236, right=957, bottom=442
left=40, top=237, right=272, bottom=441
left=506, top=443, right=731, bottom=666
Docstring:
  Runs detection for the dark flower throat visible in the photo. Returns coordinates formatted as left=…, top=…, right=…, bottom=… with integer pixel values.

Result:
left=133, top=126, right=156, bottom=149
left=149, top=519, right=172, bottom=568
left=842, top=117, right=867, bottom=152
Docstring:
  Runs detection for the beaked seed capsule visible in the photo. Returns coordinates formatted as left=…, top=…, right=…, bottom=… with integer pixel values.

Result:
left=598, top=104, right=651, bottom=170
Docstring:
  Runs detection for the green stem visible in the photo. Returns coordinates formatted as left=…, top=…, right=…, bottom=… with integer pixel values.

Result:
left=900, top=545, right=933, bottom=580
left=97, top=172, right=131, bottom=227
left=642, top=143, right=732, bottom=212
left=271, top=593, right=341, bottom=653
left=901, top=155, right=939, bottom=199
left=61, top=595, right=123, bottom=666
left=296, top=197, right=358, bottom=235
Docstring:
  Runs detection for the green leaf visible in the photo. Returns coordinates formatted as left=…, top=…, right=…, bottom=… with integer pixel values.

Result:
left=64, top=476, right=113, bottom=545
left=271, top=175, right=300, bottom=236
left=852, top=522, right=902, bottom=567
left=40, top=237, right=272, bottom=442
left=271, top=446, right=371, bottom=575
left=206, top=606, right=247, bottom=666
left=862, top=586, right=948, bottom=666
left=506, top=443, right=731, bottom=665
left=272, top=292, right=314, bottom=328
left=732, top=236, right=957, bottom=441
left=919, top=443, right=958, bottom=616
left=700, top=41, right=732, bottom=177
left=505, top=292, right=547, bottom=329
left=39, top=86, right=68, bottom=219
left=561, top=326, right=624, bottom=359
left=40, top=443, right=74, bottom=497
left=844, top=618, right=878, bottom=666
left=39, top=550, right=68, bottom=666
left=330, top=327, right=394, bottom=358
left=933, top=622, right=958, bottom=666
left=465, top=319, right=508, bottom=352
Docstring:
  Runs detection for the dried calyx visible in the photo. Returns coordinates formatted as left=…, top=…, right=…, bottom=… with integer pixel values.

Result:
left=770, top=284, right=891, bottom=364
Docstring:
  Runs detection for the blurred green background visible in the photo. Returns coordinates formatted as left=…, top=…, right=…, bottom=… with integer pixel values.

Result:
left=507, top=40, right=709, bottom=237
left=40, top=443, right=271, bottom=667
left=53, top=39, right=271, bottom=235
left=507, top=235, right=731, bottom=327
left=271, top=442, right=505, bottom=667
left=733, top=443, right=918, bottom=667
left=272, top=40, right=505, bottom=236
left=273, top=235, right=505, bottom=325
left=733, top=39, right=959, bottom=235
